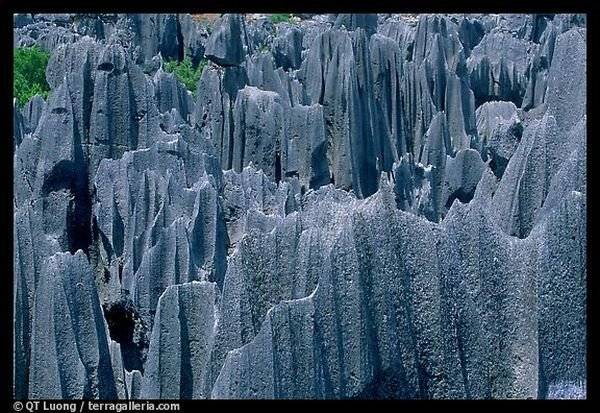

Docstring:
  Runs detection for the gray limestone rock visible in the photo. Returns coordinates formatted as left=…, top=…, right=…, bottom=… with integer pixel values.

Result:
left=522, top=22, right=558, bottom=110
left=13, top=13, right=587, bottom=401
left=21, top=95, right=46, bottom=135
left=272, top=23, right=303, bottom=70
left=475, top=100, right=522, bottom=177
left=377, top=17, right=416, bottom=60
left=126, top=14, right=182, bottom=64
left=13, top=100, right=25, bottom=148
left=283, top=103, right=329, bottom=190
left=369, top=34, right=404, bottom=169
left=153, top=68, right=194, bottom=121
left=442, top=148, right=486, bottom=212
left=141, top=282, right=217, bottom=399
left=490, top=28, right=586, bottom=238
left=205, top=14, right=248, bottom=67
left=230, top=86, right=285, bottom=181
left=467, top=32, right=538, bottom=106
left=333, top=14, right=378, bottom=36
left=28, top=251, right=117, bottom=399
left=193, top=64, right=248, bottom=169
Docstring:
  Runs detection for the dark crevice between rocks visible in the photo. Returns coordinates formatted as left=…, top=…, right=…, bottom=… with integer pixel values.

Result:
left=102, top=267, right=111, bottom=283
left=406, top=42, right=414, bottom=62
left=445, top=187, right=476, bottom=210
left=175, top=15, right=185, bottom=63
left=350, top=369, right=416, bottom=399
left=489, top=156, right=509, bottom=180
left=96, top=218, right=115, bottom=261
left=71, top=128, right=93, bottom=255
left=538, top=347, right=549, bottom=399
left=97, top=62, right=115, bottom=72
left=103, top=295, right=149, bottom=373
left=41, top=160, right=77, bottom=196
left=226, top=105, right=235, bottom=171
left=66, top=177, right=92, bottom=255
left=178, top=298, right=193, bottom=399
left=51, top=107, right=68, bottom=115
left=14, top=279, right=31, bottom=400
left=82, top=55, right=94, bottom=144
left=275, top=150, right=282, bottom=182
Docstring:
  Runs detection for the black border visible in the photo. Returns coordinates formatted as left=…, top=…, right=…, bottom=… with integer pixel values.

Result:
left=1, top=0, right=596, bottom=407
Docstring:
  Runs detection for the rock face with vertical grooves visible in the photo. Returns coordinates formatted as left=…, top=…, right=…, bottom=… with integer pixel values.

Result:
left=14, top=13, right=586, bottom=400
left=272, top=23, right=303, bottom=71
left=141, top=281, right=217, bottom=399
left=153, top=68, right=194, bottom=121
left=230, top=86, right=284, bottom=180
left=28, top=251, right=117, bottom=399
left=205, top=14, right=248, bottom=67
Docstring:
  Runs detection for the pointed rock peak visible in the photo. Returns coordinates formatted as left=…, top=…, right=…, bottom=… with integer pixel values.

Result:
left=471, top=166, right=498, bottom=208
left=205, top=14, right=247, bottom=67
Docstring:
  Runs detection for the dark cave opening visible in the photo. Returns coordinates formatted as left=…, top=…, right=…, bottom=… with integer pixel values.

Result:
left=42, top=159, right=92, bottom=255
left=103, top=296, right=149, bottom=373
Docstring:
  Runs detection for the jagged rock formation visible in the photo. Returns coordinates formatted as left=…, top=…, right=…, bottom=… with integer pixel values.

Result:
left=14, top=13, right=586, bottom=400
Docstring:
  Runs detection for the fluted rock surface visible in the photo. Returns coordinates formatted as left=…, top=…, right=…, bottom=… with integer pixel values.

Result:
left=14, top=13, right=586, bottom=400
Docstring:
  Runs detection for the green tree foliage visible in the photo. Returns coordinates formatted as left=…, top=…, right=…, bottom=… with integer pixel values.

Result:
left=164, top=57, right=207, bottom=96
left=269, top=14, right=291, bottom=24
left=14, top=46, right=51, bottom=107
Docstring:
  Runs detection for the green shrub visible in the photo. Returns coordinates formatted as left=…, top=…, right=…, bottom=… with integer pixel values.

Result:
left=14, top=46, right=51, bottom=107
left=269, top=14, right=291, bottom=24
left=164, top=57, right=207, bottom=96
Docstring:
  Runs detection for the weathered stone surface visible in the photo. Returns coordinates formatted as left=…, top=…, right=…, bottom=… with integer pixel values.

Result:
left=13, top=100, right=25, bottom=147
left=283, top=103, right=329, bottom=190
left=467, top=32, right=538, bottom=106
left=21, top=95, right=46, bottom=135
left=245, top=51, right=289, bottom=100
left=141, top=282, right=217, bottom=399
left=93, top=137, right=225, bottom=311
left=193, top=64, right=248, bottom=169
left=205, top=14, right=248, bottom=67
left=369, top=34, right=404, bottom=169
left=127, top=14, right=182, bottom=64
left=333, top=13, right=378, bottom=36
left=28, top=251, right=117, bottom=399
left=272, top=23, right=303, bottom=70
left=109, top=341, right=127, bottom=399
left=456, top=16, right=485, bottom=57
left=13, top=13, right=586, bottom=401
left=14, top=21, right=80, bottom=51
left=475, top=101, right=522, bottom=178
left=301, top=28, right=379, bottom=196
left=230, top=86, right=285, bottom=180
left=211, top=171, right=567, bottom=398
left=522, top=22, right=558, bottom=110
left=153, top=68, right=194, bottom=121
left=377, top=17, right=415, bottom=60
left=490, top=28, right=586, bottom=238
left=442, top=148, right=486, bottom=211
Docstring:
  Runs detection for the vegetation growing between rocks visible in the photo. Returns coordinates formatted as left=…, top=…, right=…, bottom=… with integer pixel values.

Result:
left=269, top=14, right=292, bottom=24
left=164, top=56, right=207, bottom=96
left=14, top=46, right=51, bottom=107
